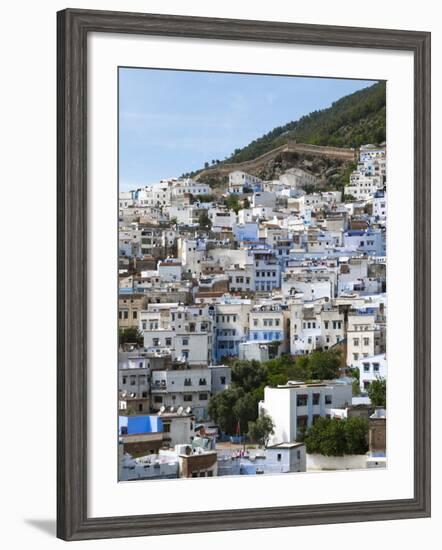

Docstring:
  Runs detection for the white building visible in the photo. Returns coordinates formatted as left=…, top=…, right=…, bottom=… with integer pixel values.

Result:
left=279, top=167, right=318, bottom=189
left=251, top=191, right=277, bottom=209
left=345, top=172, right=383, bottom=200
left=226, top=265, right=255, bottom=293
left=208, top=207, right=237, bottom=229
left=214, top=300, right=252, bottom=361
left=157, top=258, right=182, bottom=282
left=238, top=341, right=270, bottom=362
left=228, top=171, right=262, bottom=194
left=346, top=311, right=383, bottom=367
left=260, top=382, right=353, bottom=444
left=358, top=353, right=387, bottom=393
left=171, top=178, right=211, bottom=198
left=265, top=442, right=307, bottom=473
left=151, top=369, right=211, bottom=420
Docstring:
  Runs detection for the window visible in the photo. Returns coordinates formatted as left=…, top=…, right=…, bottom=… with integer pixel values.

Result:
left=133, top=311, right=138, bottom=319
left=297, top=394, right=308, bottom=407
left=184, top=378, right=192, bottom=386
left=154, top=396, right=163, bottom=403
left=182, top=338, right=189, bottom=346
left=363, top=363, right=370, bottom=372
left=325, top=395, right=332, bottom=405
left=277, top=453, right=282, bottom=462
left=122, top=376, right=127, bottom=384
left=353, top=338, right=360, bottom=346
left=184, top=395, right=193, bottom=402
left=363, top=337, right=370, bottom=346
left=220, top=376, right=226, bottom=385
left=324, top=321, right=329, bottom=329
left=163, top=423, right=171, bottom=433
left=373, top=363, right=380, bottom=372
left=207, top=470, right=213, bottom=477
left=130, top=376, right=136, bottom=386
left=199, top=393, right=208, bottom=401
left=123, top=311, right=128, bottom=319
left=152, top=338, right=159, bottom=347
left=312, top=393, right=320, bottom=405
left=165, top=338, right=172, bottom=346
left=199, top=378, right=207, bottom=386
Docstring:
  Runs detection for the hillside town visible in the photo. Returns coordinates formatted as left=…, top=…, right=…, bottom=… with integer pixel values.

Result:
left=118, top=143, right=387, bottom=481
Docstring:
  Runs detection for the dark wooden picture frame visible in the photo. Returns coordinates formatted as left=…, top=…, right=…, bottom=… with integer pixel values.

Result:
left=57, top=8, right=431, bottom=541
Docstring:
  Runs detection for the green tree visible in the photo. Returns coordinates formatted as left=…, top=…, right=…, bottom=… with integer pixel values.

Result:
left=248, top=415, right=275, bottom=447
left=352, top=379, right=361, bottom=396
left=208, top=387, right=259, bottom=435
left=344, top=417, right=370, bottom=455
left=308, top=349, right=341, bottom=380
left=231, top=360, right=267, bottom=393
left=196, top=194, right=214, bottom=203
left=118, top=327, right=143, bottom=347
left=343, top=193, right=357, bottom=202
left=225, top=194, right=241, bottom=214
left=198, top=210, right=212, bottom=229
left=304, top=417, right=368, bottom=456
left=265, top=355, right=309, bottom=387
left=367, top=378, right=386, bottom=408
left=207, top=387, right=242, bottom=434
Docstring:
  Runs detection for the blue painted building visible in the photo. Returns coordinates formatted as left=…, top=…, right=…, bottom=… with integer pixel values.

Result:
left=119, top=415, right=163, bottom=436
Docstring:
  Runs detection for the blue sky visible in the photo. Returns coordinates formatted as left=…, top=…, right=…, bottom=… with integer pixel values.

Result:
left=119, top=68, right=377, bottom=191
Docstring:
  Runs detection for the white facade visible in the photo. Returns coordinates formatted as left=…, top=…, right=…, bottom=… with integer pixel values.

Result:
left=157, top=259, right=182, bottom=282
left=151, top=369, right=211, bottom=420
left=358, top=353, right=387, bottom=392
left=228, top=171, right=262, bottom=194
left=265, top=443, right=307, bottom=473
left=260, top=382, right=353, bottom=444
left=346, top=312, right=382, bottom=367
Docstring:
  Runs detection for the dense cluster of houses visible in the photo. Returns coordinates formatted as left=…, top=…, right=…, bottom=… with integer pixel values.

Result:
left=118, top=144, right=387, bottom=480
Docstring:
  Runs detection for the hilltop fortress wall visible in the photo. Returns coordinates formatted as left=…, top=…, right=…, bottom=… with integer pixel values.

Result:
left=195, top=141, right=357, bottom=181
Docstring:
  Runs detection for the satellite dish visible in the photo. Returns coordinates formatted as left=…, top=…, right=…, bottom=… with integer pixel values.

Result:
left=121, top=391, right=127, bottom=398
left=169, top=406, right=175, bottom=413
left=185, top=406, right=192, bottom=414
left=177, top=406, right=184, bottom=415
left=159, top=405, right=166, bottom=414
left=130, top=393, right=136, bottom=398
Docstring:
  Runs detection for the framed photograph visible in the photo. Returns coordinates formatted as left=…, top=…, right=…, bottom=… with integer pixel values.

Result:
left=57, top=8, right=431, bottom=541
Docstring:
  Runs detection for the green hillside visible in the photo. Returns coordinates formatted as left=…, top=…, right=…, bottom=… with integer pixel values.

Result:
left=225, top=81, right=386, bottom=164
